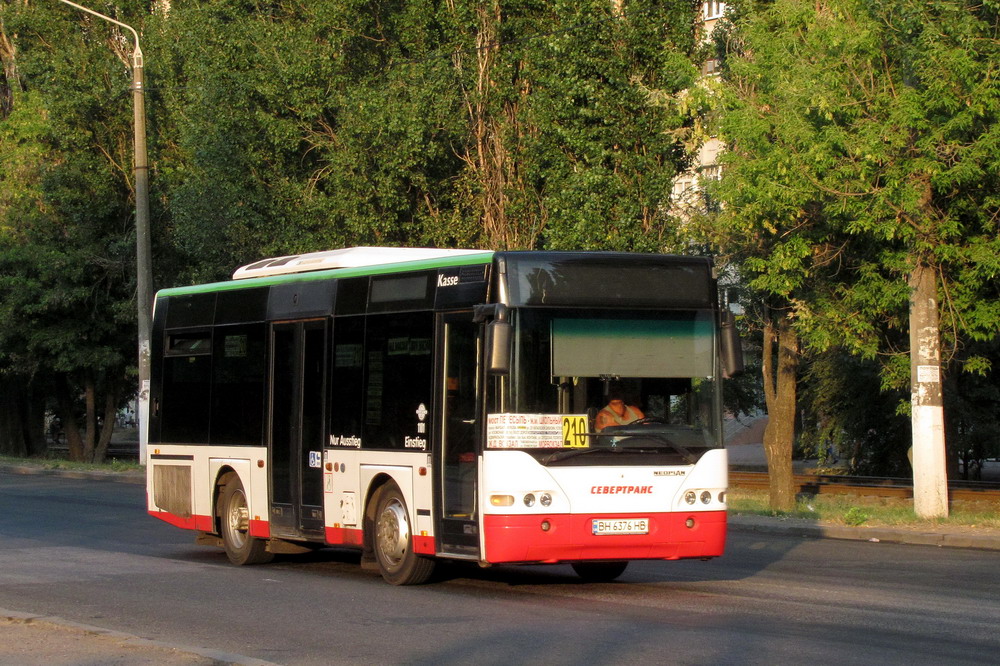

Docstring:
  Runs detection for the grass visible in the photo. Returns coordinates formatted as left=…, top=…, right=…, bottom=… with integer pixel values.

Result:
left=729, top=487, right=1000, bottom=530
left=0, top=454, right=142, bottom=474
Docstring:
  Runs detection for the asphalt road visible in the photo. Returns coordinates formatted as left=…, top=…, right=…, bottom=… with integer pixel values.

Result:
left=1, top=472, right=999, bottom=665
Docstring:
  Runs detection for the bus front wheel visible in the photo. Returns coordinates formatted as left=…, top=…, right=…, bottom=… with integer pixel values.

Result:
left=217, top=474, right=273, bottom=566
left=373, top=484, right=435, bottom=585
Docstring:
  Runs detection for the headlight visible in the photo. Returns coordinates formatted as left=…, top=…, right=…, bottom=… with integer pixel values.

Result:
left=685, top=491, right=697, bottom=505
left=700, top=491, right=712, bottom=504
left=540, top=493, right=552, bottom=507
left=523, top=493, right=536, bottom=507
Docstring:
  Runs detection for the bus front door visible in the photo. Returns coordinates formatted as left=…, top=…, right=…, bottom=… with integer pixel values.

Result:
left=435, top=314, right=481, bottom=559
left=269, top=320, right=326, bottom=539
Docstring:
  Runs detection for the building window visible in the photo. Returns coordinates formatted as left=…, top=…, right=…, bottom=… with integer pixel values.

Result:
left=703, top=1, right=726, bottom=21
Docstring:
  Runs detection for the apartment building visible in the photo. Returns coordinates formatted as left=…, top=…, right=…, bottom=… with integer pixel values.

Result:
left=671, top=1, right=727, bottom=220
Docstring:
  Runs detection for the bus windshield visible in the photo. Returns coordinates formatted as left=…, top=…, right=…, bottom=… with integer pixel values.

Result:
left=486, top=308, right=722, bottom=464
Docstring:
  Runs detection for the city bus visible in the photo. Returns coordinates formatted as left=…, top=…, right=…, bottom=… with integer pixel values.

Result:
left=146, top=247, right=743, bottom=584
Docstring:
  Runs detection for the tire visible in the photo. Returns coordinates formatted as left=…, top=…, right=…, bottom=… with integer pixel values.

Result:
left=372, top=484, right=435, bottom=585
left=217, top=474, right=273, bottom=566
left=571, top=561, right=628, bottom=582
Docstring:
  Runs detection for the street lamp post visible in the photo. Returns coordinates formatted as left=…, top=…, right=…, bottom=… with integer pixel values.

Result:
left=58, top=1, right=153, bottom=463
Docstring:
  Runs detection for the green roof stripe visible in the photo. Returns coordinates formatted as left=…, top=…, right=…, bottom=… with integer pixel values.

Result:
left=156, top=251, right=495, bottom=298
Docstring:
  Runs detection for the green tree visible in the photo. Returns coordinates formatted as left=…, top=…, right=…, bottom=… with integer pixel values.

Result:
left=149, top=0, right=476, bottom=282
left=153, top=0, right=704, bottom=275
left=0, top=1, right=141, bottom=461
left=454, top=0, right=701, bottom=251
left=1, top=0, right=713, bottom=463
left=715, top=0, right=1000, bottom=515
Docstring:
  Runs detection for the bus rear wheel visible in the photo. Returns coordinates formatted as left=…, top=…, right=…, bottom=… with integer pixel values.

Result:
left=218, top=474, right=273, bottom=566
left=373, top=484, right=435, bottom=585
left=571, top=561, right=628, bottom=582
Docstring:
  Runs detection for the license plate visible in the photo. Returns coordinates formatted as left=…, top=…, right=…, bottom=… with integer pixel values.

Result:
left=592, top=518, right=649, bottom=535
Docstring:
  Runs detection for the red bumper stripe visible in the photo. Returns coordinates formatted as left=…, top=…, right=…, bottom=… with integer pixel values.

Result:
left=483, top=511, right=727, bottom=564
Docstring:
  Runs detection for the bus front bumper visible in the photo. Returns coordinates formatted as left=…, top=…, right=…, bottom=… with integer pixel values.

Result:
left=482, top=510, right=726, bottom=564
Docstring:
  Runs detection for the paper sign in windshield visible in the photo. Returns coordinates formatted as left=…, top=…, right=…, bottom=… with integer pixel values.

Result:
left=487, top=413, right=588, bottom=449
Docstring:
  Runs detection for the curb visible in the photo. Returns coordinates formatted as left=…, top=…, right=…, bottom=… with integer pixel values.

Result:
left=728, top=515, right=1000, bottom=551
left=0, top=607, right=280, bottom=666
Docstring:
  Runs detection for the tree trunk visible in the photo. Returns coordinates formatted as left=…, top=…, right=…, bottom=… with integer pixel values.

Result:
left=93, top=386, right=118, bottom=464
left=56, top=378, right=85, bottom=462
left=22, top=381, right=45, bottom=457
left=909, top=262, right=948, bottom=517
left=0, top=376, right=28, bottom=457
left=451, top=1, right=537, bottom=250
left=761, top=312, right=798, bottom=511
left=83, top=377, right=97, bottom=462
left=471, top=2, right=512, bottom=249
left=58, top=399, right=84, bottom=462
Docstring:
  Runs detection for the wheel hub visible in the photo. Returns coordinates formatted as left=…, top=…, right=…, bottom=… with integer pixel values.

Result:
left=376, top=499, right=409, bottom=566
left=226, top=490, right=250, bottom=549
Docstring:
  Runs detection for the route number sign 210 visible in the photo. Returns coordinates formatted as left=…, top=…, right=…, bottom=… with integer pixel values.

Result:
left=561, top=415, right=589, bottom=448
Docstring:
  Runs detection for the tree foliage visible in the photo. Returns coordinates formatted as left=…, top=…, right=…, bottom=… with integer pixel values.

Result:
left=0, top=2, right=139, bottom=460
left=147, top=0, right=701, bottom=281
left=713, top=0, right=1000, bottom=486
left=0, top=0, right=701, bottom=456
left=718, top=0, right=1000, bottom=358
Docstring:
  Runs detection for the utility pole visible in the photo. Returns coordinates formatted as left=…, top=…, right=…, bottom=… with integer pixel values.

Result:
left=58, top=1, right=152, bottom=463
left=909, top=263, right=948, bottom=518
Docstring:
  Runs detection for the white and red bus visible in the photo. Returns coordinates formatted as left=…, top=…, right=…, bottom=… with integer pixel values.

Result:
left=146, top=248, right=742, bottom=584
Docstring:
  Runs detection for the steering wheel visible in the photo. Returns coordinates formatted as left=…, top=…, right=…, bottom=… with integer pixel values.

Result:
left=631, top=417, right=667, bottom=426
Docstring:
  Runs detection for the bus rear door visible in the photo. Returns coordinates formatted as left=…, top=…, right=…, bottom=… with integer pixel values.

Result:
left=269, top=319, right=327, bottom=539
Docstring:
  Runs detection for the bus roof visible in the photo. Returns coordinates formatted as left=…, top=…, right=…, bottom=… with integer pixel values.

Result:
left=157, top=248, right=494, bottom=298
left=232, top=247, right=490, bottom=280
left=155, top=248, right=716, bottom=304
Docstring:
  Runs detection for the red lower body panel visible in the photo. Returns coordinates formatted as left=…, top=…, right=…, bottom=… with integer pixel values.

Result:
left=412, top=535, right=436, bottom=555
left=325, top=526, right=365, bottom=547
left=323, top=527, right=434, bottom=554
left=149, top=510, right=213, bottom=532
left=149, top=510, right=264, bottom=537
left=249, top=519, right=269, bottom=539
left=483, top=511, right=726, bottom=564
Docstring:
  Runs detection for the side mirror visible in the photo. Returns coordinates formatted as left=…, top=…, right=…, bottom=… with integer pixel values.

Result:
left=475, top=304, right=511, bottom=375
left=486, top=319, right=512, bottom=375
left=720, top=310, right=745, bottom=378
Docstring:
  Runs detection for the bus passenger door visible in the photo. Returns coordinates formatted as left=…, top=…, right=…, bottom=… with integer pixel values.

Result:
left=435, top=313, right=481, bottom=559
left=269, top=320, right=327, bottom=539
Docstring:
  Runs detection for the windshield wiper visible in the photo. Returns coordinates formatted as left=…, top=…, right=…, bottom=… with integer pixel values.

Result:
left=588, top=429, right=697, bottom=464
left=541, top=446, right=614, bottom=464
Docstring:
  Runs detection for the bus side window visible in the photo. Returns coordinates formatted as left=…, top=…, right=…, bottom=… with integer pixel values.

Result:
left=363, top=312, right=434, bottom=450
left=161, top=330, right=212, bottom=444
left=331, top=316, right=365, bottom=442
left=210, top=324, right=266, bottom=445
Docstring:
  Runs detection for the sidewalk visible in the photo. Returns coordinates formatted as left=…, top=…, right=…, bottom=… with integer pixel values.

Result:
left=0, top=609, right=276, bottom=666
left=723, top=416, right=1000, bottom=551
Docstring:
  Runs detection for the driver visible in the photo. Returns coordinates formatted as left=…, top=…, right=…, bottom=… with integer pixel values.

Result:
left=595, top=388, right=645, bottom=431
